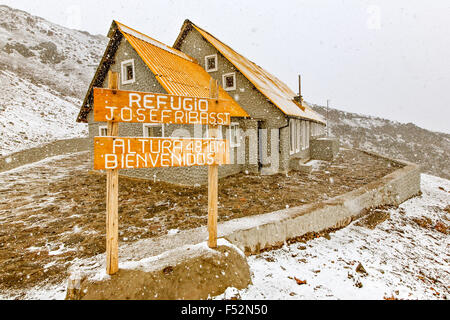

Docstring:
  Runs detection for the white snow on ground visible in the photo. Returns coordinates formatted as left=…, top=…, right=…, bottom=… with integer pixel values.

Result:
left=1, top=283, right=68, bottom=300
left=306, top=159, right=328, bottom=172
left=216, top=174, right=450, bottom=300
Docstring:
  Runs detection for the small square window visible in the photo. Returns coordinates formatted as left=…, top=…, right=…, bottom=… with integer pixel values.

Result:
left=121, top=59, right=135, bottom=85
left=222, top=72, right=236, bottom=91
left=99, top=126, right=108, bottom=136
left=205, top=54, right=218, bottom=72
left=143, top=124, right=164, bottom=138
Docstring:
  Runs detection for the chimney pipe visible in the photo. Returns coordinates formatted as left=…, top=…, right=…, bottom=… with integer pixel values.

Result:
left=298, top=74, right=303, bottom=104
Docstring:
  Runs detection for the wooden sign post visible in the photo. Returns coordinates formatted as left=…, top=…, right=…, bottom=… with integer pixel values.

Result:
left=208, top=79, right=219, bottom=248
left=106, top=71, right=119, bottom=275
left=93, top=81, right=233, bottom=274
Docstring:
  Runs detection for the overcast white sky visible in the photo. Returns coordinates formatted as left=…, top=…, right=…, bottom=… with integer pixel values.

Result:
left=2, top=0, right=449, bottom=133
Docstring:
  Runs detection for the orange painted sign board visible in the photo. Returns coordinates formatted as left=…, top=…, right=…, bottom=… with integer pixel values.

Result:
left=94, top=137, right=229, bottom=170
left=93, top=88, right=232, bottom=125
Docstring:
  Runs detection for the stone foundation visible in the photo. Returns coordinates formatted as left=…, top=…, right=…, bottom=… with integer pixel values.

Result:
left=66, top=240, right=251, bottom=300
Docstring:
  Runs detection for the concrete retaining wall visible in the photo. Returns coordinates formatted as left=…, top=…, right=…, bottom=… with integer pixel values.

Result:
left=221, top=157, right=421, bottom=254
left=0, top=138, right=90, bottom=173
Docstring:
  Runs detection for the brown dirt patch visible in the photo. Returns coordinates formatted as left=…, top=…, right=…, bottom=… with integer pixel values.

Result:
left=413, top=216, right=448, bottom=235
left=0, top=148, right=401, bottom=293
left=434, top=221, right=448, bottom=235
left=413, top=217, right=433, bottom=229
left=355, top=206, right=394, bottom=229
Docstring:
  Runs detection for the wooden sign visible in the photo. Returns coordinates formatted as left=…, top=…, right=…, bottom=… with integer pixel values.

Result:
left=93, top=88, right=232, bottom=126
left=94, top=137, right=229, bottom=170
left=96, top=74, right=228, bottom=275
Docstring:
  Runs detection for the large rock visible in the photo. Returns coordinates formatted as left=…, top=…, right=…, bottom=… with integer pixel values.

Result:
left=66, top=240, right=251, bottom=300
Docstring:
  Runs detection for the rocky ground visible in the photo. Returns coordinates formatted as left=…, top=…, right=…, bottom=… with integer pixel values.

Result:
left=0, top=148, right=400, bottom=298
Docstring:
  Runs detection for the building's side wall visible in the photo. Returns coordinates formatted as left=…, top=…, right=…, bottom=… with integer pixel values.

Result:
left=287, top=120, right=328, bottom=169
left=87, top=37, right=242, bottom=185
left=176, top=29, right=291, bottom=173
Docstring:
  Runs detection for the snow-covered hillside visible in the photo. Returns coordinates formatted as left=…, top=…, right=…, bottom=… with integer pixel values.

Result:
left=0, top=5, right=108, bottom=155
left=0, top=5, right=107, bottom=99
left=0, top=70, right=87, bottom=155
left=217, top=174, right=450, bottom=300
left=311, top=104, right=450, bottom=180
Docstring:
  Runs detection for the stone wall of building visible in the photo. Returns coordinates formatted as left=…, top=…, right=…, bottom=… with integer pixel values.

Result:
left=176, top=28, right=292, bottom=173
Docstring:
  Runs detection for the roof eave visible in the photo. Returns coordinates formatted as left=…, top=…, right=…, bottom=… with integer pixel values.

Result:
left=76, top=22, right=122, bottom=123
left=173, top=19, right=193, bottom=50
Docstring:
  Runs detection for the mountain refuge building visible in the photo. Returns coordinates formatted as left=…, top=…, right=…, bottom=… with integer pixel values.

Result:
left=76, top=20, right=331, bottom=185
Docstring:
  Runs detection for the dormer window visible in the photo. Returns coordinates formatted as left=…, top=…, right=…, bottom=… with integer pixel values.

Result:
left=121, top=59, right=135, bottom=85
left=222, top=72, right=236, bottom=91
left=205, top=54, right=218, bottom=72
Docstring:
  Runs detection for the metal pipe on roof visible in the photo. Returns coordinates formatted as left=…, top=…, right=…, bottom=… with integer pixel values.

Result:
left=298, top=74, right=303, bottom=103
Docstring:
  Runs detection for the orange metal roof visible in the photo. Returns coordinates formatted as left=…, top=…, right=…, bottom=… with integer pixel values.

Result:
left=114, top=21, right=249, bottom=118
left=187, top=23, right=325, bottom=124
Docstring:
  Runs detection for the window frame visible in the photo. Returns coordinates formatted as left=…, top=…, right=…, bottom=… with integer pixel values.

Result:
left=205, top=54, right=218, bottom=72
left=295, top=119, right=301, bottom=153
left=99, top=125, right=108, bottom=137
left=143, top=123, right=165, bottom=138
left=121, top=59, right=136, bottom=85
left=222, top=72, right=236, bottom=91
left=229, top=122, right=240, bottom=148
left=306, top=121, right=310, bottom=149
left=290, top=119, right=307, bottom=155
left=302, top=120, right=307, bottom=150
left=289, top=119, right=295, bottom=155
